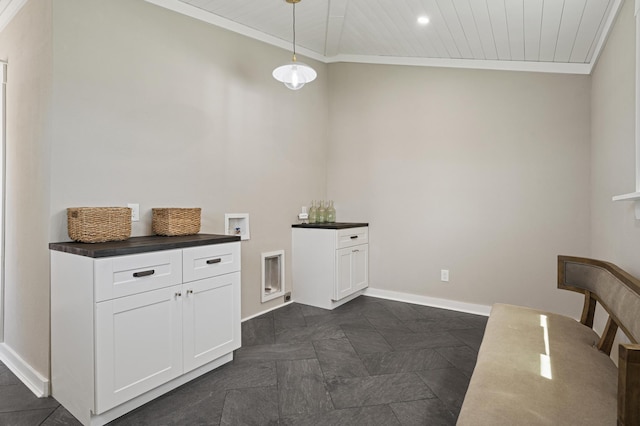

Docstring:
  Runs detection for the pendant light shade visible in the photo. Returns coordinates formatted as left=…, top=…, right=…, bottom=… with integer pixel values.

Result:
left=273, top=59, right=317, bottom=91
left=273, top=0, right=316, bottom=90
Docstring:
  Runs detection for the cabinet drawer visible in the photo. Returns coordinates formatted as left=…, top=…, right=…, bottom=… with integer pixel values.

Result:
left=183, top=242, right=240, bottom=283
left=336, top=227, right=369, bottom=249
left=95, top=250, right=183, bottom=302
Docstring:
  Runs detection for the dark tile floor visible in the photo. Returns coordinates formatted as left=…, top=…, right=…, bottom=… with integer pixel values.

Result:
left=0, top=296, right=487, bottom=425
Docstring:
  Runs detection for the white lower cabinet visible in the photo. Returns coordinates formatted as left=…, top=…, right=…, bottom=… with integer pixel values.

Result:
left=292, top=225, right=369, bottom=310
left=50, top=237, right=241, bottom=426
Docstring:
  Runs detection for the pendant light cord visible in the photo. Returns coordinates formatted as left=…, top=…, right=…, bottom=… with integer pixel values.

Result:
left=292, top=2, right=297, bottom=59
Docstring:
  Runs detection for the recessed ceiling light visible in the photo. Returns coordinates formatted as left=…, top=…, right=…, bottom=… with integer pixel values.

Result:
left=417, top=16, right=430, bottom=25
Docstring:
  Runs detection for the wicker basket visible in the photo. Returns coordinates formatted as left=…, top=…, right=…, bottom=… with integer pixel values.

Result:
left=67, top=207, right=132, bottom=243
left=152, top=208, right=201, bottom=236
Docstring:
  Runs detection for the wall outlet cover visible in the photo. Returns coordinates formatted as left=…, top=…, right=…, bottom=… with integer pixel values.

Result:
left=127, top=203, right=140, bottom=222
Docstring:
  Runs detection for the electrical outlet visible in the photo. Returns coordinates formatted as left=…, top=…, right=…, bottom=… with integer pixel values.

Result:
left=127, top=203, right=140, bottom=222
left=440, top=269, right=449, bottom=282
left=284, top=292, right=292, bottom=302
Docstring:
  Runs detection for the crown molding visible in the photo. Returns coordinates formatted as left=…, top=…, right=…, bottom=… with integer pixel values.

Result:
left=145, top=0, right=326, bottom=63
left=0, top=0, right=28, bottom=33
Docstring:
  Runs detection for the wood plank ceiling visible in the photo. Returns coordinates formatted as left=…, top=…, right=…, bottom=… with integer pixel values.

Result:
left=147, top=0, right=624, bottom=74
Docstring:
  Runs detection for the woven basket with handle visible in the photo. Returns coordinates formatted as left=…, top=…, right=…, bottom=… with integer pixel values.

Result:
left=152, top=208, right=201, bottom=236
left=67, top=207, right=132, bottom=243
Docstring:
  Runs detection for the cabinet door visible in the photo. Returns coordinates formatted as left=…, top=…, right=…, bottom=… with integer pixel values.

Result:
left=183, top=272, right=241, bottom=373
left=352, top=244, right=369, bottom=292
left=334, top=245, right=369, bottom=301
left=335, top=247, right=355, bottom=301
left=95, top=285, right=183, bottom=414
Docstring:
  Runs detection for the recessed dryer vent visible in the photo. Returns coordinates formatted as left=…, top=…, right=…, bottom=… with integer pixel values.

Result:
left=262, top=250, right=285, bottom=303
left=225, top=213, right=250, bottom=240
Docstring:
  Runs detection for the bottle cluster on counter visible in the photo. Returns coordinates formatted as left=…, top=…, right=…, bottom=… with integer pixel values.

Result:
left=308, top=200, right=335, bottom=223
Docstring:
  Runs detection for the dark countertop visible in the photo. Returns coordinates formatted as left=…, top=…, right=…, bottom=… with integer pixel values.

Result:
left=291, top=222, right=368, bottom=230
left=49, top=234, right=241, bottom=258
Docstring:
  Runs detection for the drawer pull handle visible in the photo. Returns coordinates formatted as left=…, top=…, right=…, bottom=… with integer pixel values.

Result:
left=352, top=249, right=360, bottom=253
left=206, top=258, right=222, bottom=265
left=133, top=270, right=155, bottom=278
left=350, top=236, right=358, bottom=240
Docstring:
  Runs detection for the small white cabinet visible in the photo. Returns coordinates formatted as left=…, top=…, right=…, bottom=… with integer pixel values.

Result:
left=292, top=224, right=369, bottom=310
left=50, top=235, right=241, bottom=426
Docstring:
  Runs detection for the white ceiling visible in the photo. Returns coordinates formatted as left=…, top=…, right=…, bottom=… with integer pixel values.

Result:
left=150, top=0, right=623, bottom=74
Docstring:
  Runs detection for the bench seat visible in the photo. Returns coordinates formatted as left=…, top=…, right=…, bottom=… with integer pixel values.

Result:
left=457, top=303, right=617, bottom=425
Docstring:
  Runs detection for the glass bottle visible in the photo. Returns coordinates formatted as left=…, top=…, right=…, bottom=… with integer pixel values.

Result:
left=308, top=201, right=317, bottom=224
left=327, top=200, right=336, bottom=223
left=317, top=200, right=326, bottom=223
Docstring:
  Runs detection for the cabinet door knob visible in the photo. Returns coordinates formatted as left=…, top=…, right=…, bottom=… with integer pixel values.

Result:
left=206, top=258, right=222, bottom=265
left=187, top=289, right=193, bottom=295
left=133, top=270, right=155, bottom=278
left=175, top=292, right=182, bottom=298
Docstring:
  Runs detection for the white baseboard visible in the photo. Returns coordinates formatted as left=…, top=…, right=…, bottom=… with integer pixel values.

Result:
left=364, top=287, right=491, bottom=316
left=242, top=300, right=294, bottom=322
left=0, top=342, right=49, bottom=397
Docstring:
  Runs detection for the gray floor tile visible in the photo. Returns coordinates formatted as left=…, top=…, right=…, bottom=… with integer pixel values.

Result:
left=360, top=303, right=401, bottom=321
left=435, top=346, right=479, bottom=377
left=277, top=359, right=334, bottom=417
left=367, top=316, right=414, bottom=335
left=0, top=407, right=58, bottom=426
left=0, top=384, right=59, bottom=413
left=0, top=364, right=19, bottom=386
left=448, top=328, right=484, bottom=351
left=327, top=373, right=434, bottom=408
left=234, top=342, right=315, bottom=363
left=410, top=305, right=470, bottom=319
left=344, top=329, right=393, bottom=354
left=403, top=317, right=475, bottom=333
left=274, top=304, right=307, bottom=331
left=1, top=296, right=485, bottom=425
left=459, top=314, right=489, bottom=329
left=220, top=386, right=279, bottom=426
left=304, top=311, right=362, bottom=328
left=242, top=317, right=275, bottom=346
left=275, top=322, right=345, bottom=344
left=281, top=405, right=401, bottom=426
left=375, top=299, right=425, bottom=320
left=383, top=331, right=464, bottom=351
left=109, top=384, right=226, bottom=426
left=417, top=367, right=470, bottom=413
left=338, top=316, right=375, bottom=331
left=298, top=304, right=333, bottom=317
left=361, top=348, right=452, bottom=375
left=192, top=361, right=277, bottom=391
left=40, top=405, right=83, bottom=426
left=314, top=338, right=369, bottom=379
left=390, top=399, right=457, bottom=426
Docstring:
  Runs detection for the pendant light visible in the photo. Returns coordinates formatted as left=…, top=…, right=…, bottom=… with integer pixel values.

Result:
left=272, top=0, right=317, bottom=90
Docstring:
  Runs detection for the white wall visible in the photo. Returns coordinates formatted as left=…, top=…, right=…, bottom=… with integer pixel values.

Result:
left=326, top=64, right=592, bottom=316
left=0, top=0, right=631, bottom=384
left=0, top=0, right=53, bottom=379
left=591, top=0, right=639, bottom=274
left=49, top=0, right=329, bottom=321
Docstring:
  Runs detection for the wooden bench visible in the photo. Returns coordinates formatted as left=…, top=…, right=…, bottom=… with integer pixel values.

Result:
left=457, top=255, right=640, bottom=425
